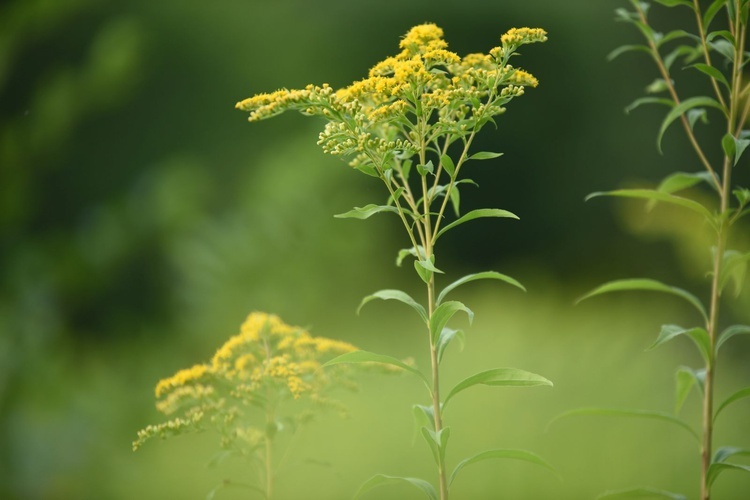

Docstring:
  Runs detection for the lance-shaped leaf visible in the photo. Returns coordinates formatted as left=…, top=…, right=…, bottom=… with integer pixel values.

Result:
left=648, top=325, right=712, bottom=365
left=608, top=44, right=651, bottom=61
left=396, top=245, right=426, bottom=267
left=654, top=0, right=694, bottom=7
left=435, top=208, right=518, bottom=241
left=450, top=449, right=557, bottom=486
left=322, top=350, right=430, bottom=389
left=436, top=327, right=465, bottom=363
left=703, top=0, right=728, bottom=30
left=657, top=96, right=726, bottom=153
left=719, top=250, right=750, bottom=296
left=714, top=386, right=750, bottom=420
left=596, top=487, right=687, bottom=499
left=716, top=324, right=750, bottom=352
left=674, top=366, right=705, bottom=414
left=436, top=271, right=526, bottom=306
left=421, top=427, right=450, bottom=466
left=443, top=368, right=552, bottom=409
left=707, top=447, right=750, bottom=487
left=548, top=408, right=698, bottom=441
left=469, top=151, right=503, bottom=161
left=585, top=190, right=716, bottom=228
left=576, top=278, right=708, bottom=323
left=413, top=404, right=436, bottom=430
left=206, top=481, right=264, bottom=500
left=440, top=154, right=456, bottom=177
left=625, top=97, right=673, bottom=114
left=354, top=474, right=437, bottom=500
left=357, top=289, right=428, bottom=323
left=335, top=204, right=411, bottom=220
left=689, top=63, right=729, bottom=88
left=429, top=301, right=473, bottom=344
left=655, top=171, right=715, bottom=195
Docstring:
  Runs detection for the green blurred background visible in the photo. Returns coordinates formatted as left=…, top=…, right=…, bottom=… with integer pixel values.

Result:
left=1, top=0, right=749, bottom=498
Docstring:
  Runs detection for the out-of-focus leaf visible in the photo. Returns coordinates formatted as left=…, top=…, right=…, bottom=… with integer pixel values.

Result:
left=585, top=189, right=716, bottom=229
left=707, top=462, right=750, bottom=487
left=654, top=0, right=693, bottom=7
left=625, top=97, right=673, bottom=114
left=716, top=324, right=750, bottom=352
left=714, top=386, right=750, bottom=420
left=396, top=245, right=426, bottom=267
left=421, top=426, right=450, bottom=466
left=608, top=44, right=651, bottom=61
left=443, top=368, right=552, bottom=408
left=354, top=474, right=438, bottom=500
left=704, top=0, right=729, bottom=30
left=322, top=350, right=429, bottom=388
left=596, top=487, right=687, bottom=499
left=655, top=171, right=715, bottom=195
left=576, top=278, right=708, bottom=323
left=674, top=366, right=705, bottom=414
left=549, top=408, right=698, bottom=440
left=449, top=449, right=557, bottom=486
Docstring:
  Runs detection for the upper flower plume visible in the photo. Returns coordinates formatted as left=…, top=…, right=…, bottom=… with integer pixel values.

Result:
left=235, top=23, right=547, bottom=175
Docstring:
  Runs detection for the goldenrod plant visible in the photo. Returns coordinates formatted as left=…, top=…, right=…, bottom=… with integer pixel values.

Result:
left=237, top=24, right=554, bottom=499
left=563, top=1, right=750, bottom=499
left=134, top=312, right=359, bottom=499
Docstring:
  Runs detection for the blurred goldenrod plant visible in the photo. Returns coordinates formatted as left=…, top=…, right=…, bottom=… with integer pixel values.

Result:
left=561, top=1, right=750, bottom=499
left=237, top=23, right=554, bottom=499
left=134, top=312, right=358, bottom=499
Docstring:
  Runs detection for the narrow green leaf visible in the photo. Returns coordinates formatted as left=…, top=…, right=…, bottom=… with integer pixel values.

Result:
left=416, top=160, right=434, bottom=176
left=437, top=271, right=526, bottom=305
left=334, top=204, right=406, bottom=220
left=354, top=163, right=380, bottom=178
left=429, top=301, right=473, bottom=344
left=655, top=171, right=714, bottom=195
left=450, top=449, right=557, bottom=486
left=674, top=366, right=703, bottom=414
left=704, top=0, right=728, bottom=30
left=357, top=289, right=428, bottom=323
left=719, top=251, right=750, bottom=296
left=549, top=408, right=698, bottom=441
left=469, top=151, right=503, bottom=161
left=713, top=446, right=750, bottom=464
left=414, top=260, right=432, bottom=284
left=709, top=39, right=735, bottom=62
left=322, top=350, right=430, bottom=388
left=654, top=0, right=693, bottom=7
left=417, top=258, right=444, bottom=274
left=608, top=44, right=651, bottom=61
left=716, top=324, right=750, bottom=352
left=715, top=386, right=750, bottom=420
left=206, top=481, right=264, bottom=500
left=413, top=404, right=435, bottom=430
left=624, top=97, right=674, bottom=115
left=435, top=208, right=518, bottom=240
left=585, top=189, right=715, bottom=228
left=444, top=368, right=552, bottom=408
left=440, top=154, right=456, bottom=177
left=437, top=327, right=465, bottom=363
left=656, top=29, right=695, bottom=47
left=354, top=474, right=438, bottom=500
left=657, top=96, right=725, bottom=153
left=421, top=427, right=450, bottom=466
left=707, top=462, right=750, bottom=487
left=722, top=132, right=737, bottom=161
left=648, top=325, right=712, bottom=365
left=596, top=487, right=687, bottom=499
left=688, top=63, right=729, bottom=88
left=664, top=45, right=701, bottom=72
left=396, top=246, right=426, bottom=267
left=449, top=185, right=460, bottom=217
left=576, top=278, right=708, bottom=323
left=646, top=78, right=670, bottom=94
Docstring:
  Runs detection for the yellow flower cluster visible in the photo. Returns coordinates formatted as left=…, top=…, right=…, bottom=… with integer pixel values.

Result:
left=133, top=312, right=359, bottom=452
left=236, top=23, right=547, bottom=174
